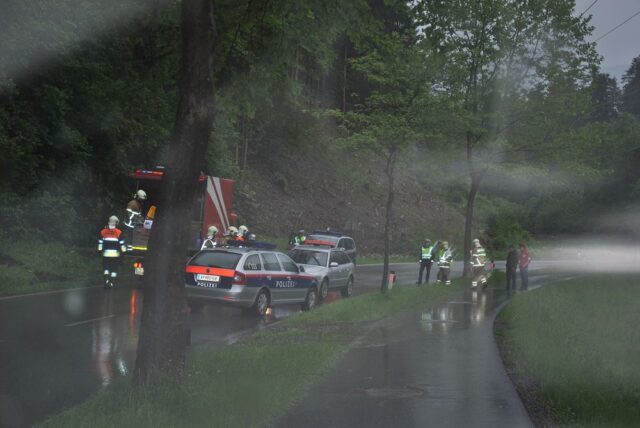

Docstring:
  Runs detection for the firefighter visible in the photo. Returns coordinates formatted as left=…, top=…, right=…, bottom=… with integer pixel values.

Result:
left=416, top=238, right=435, bottom=285
left=98, top=216, right=126, bottom=288
left=124, top=189, right=147, bottom=228
left=470, top=238, right=487, bottom=288
left=201, top=226, right=218, bottom=250
left=237, top=225, right=249, bottom=241
left=436, top=241, right=453, bottom=285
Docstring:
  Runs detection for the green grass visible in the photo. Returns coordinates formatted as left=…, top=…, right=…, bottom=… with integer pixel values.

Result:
left=40, top=280, right=465, bottom=428
left=497, top=275, right=640, bottom=427
left=0, top=235, right=102, bottom=296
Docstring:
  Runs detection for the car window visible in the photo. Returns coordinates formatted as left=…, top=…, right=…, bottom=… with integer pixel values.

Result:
left=337, top=252, right=351, bottom=265
left=190, top=251, right=241, bottom=269
left=277, top=254, right=299, bottom=273
left=261, top=253, right=282, bottom=271
left=243, top=254, right=262, bottom=271
left=344, top=239, right=355, bottom=250
left=329, top=252, right=340, bottom=265
left=288, top=249, right=328, bottom=267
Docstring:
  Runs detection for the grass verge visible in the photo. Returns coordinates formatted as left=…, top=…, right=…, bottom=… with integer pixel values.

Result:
left=40, top=281, right=465, bottom=428
left=495, top=274, right=640, bottom=427
left=355, top=254, right=415, bottom=265
left=0, top=235, right=102, bottom=296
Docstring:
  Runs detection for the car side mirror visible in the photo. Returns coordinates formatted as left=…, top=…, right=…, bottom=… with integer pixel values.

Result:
left=330, top=261, right=339, bottom=267
left=299, top=265, right=305, bottom=272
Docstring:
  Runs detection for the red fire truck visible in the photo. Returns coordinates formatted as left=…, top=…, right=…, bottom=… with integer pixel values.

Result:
left=126, top=167, right=237, bottom=276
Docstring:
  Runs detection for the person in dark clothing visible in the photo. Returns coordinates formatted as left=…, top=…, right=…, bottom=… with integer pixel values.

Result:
left=506, top=245, right=519, bottom=291
left=416, top=239, right=435, bottom=285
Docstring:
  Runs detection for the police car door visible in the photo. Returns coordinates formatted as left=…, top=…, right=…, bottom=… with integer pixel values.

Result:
left=328, top=251, right=345, bottom=286
left=277, top=253, right=305, bottom=301
left=261, top=252, right=288, bottom=303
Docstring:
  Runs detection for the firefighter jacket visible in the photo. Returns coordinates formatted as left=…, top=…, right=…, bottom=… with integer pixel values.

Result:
left=471, top=246, right=486, bottom=267
left=420, top=245, right=434, bottom=262
left=437, top=248, right=453, bottom=267
left=98, top=227, right=126, bottom=258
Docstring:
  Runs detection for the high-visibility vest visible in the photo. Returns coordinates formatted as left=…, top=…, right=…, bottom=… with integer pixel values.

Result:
left=98, top=228, right=126, bottom=257
left=438, top=249, right=452, bottom=267
left=421, top=246, right=434, bottom=260
left=471, top=247, right=486, bottom=267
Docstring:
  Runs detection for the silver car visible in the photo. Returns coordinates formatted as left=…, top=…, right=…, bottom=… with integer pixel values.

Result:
left=185, top=247, right=319, bottom=316
left=287, top=246, right=355, bottom=301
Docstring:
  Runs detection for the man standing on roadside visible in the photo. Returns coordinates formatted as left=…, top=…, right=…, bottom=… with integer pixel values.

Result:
left=417, top=239, right=435, bottom=285
left=436, top=241, right=453, bottom=285
left=519, top=242, right=532, bottom=290
left=506, top=245, right=519, bottom=291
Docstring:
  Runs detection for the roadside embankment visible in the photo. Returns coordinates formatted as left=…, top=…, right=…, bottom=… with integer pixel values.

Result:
left=495, top=275, right=640, bottom=427
left=0, top=235, right=101, bottom=296
left=40, top=281, right=467, bottom=428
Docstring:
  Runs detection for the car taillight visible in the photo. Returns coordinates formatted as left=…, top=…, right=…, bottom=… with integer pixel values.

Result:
left=133, top=262, right=143, bottom=268
left=233, top=271, right=246, bottom=285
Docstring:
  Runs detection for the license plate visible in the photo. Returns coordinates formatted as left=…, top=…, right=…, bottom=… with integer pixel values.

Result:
left=196, top=274, right=220, bottom=282
left=197, top=281, right=218, bottom=288
left=135, top=267, right=145, bottom=276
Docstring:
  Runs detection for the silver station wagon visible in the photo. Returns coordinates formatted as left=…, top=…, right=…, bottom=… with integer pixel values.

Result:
left=185, top=247, right=319, bottom=316
left=287, top=246, right=355, bottom=301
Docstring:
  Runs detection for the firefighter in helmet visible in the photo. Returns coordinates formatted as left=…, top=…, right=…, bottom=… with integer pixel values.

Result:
left=237, top=225, right=249, bottom=241
left=471, top=238, right=487, bottom=288
left=125, top=189, right=147, bottom=228
left=98, top=216, right=126, bottom=288
left=201, top=225, right=218, bottom=250
left=436, top=241, right=453, bottom=285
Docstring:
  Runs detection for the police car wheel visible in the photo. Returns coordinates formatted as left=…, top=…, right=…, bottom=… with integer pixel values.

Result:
left=319, top=280, right=329, bottom=301
left=341, top=277, right=354, bottom=298
left=302, top=287, right=317, bottom=311
left=253, top=289, right=270, bottom=316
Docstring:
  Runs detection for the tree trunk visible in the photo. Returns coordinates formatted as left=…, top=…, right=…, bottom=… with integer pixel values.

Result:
left=381, top=151, right=396, bottom=294
left=134, top=0, right=215, bottom=386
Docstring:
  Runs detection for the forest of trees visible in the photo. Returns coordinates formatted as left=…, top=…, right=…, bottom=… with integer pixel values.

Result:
left=1, top=0, right=640, bottom=251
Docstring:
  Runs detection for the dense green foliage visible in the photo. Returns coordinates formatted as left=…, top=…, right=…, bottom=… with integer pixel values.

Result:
left=1, top=0, right=640, bottom=253
left=497, top=275, right=640, bottom=426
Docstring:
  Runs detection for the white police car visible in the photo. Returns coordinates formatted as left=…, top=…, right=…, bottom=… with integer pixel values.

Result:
left=185, top=246, right=319, bottom=316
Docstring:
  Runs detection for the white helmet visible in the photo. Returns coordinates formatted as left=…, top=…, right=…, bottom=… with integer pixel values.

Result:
left=207, top=225, right=218, bottom=236
left=238, top=225, right=249, bottom=235
left=473, top=238, right=481, bottom=247
left=227, top=226, right=238, bottom=236
left=136, top=189, right=147, bottom=200
left=108, top=215, right=119, bottom=226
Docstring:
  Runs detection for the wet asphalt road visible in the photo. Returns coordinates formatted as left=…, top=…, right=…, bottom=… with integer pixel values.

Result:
left=276, top=267, right=572, bottom=428
left=1, top=261, right=545, bottom=427
left=0, top=262, right=419, bottom=427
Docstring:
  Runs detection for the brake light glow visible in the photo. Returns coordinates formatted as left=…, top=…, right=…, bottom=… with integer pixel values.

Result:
left=133, top=262, right=143, bottom=268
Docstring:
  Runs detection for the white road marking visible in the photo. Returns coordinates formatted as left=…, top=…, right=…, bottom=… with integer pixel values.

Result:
left=65, top=315, right=115, bottom=327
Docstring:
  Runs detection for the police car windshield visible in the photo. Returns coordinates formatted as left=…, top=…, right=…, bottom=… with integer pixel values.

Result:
left=288, top=249, right=328, bottom=267
left=190, top=251, right=242, bottom=269
left=307, top=235, right=339, bottom=244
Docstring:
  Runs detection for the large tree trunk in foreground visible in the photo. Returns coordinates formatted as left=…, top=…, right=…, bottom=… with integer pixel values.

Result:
left=463, top=174, right=481, bottom=277
left=134, top=0, right=215, bottom=385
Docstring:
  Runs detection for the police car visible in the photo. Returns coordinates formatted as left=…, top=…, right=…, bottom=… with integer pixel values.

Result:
left=305, top=230, right=357, bottom=264
left=288, top=246, right=354, bottom=301
left=185, top=246, right=319, bottom=316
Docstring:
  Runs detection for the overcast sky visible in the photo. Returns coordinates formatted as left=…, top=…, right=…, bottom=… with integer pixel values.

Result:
left=574, top=0, right=640, bottom=82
